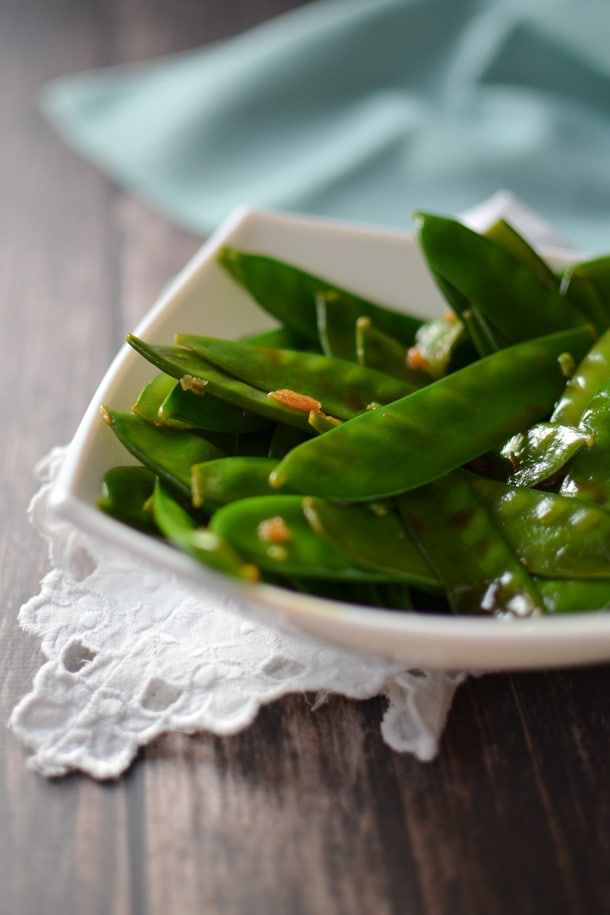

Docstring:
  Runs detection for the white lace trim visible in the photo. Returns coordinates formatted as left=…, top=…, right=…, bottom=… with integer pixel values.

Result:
left=10, top=448, right=465, bottom=779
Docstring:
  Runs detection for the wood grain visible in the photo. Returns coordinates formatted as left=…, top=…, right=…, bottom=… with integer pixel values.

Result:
left=1, top=1, right=610, bottom=913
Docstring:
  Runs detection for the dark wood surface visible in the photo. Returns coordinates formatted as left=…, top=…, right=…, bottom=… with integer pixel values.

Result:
left=2, top=1, right=610, bottom=913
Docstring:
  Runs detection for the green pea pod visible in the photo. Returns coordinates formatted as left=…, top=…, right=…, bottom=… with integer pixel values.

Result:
left=217, top=246, right=423, bottom=347
left=315, top=291, right=360, bottom=361
left=102, top=407, right=225, bottom=499
left=267, top=423, right=312, bottom=459
left=489, top=328, right=610, bottom=487
left=152, top=481, right=259, bottom=581
left=471, top=474, right=610, bottom=579
left=270, top=326, right=595, bottom=501
left=307, top=410, right=343, bottom=435
left=483, top=219, right=558, bottom=290
left=191, top=456, right=281, bottom=509
left=209, top=495, right=406, bottom=582
left=498, top=423, right=592, bottom=488
left=560, top=255, right=610, bottom=333
left=561, top=379, right=610, bottom=506
left=551, top=327, right=610, bottom=426
left=415, top=213, right=590, bottom=345
left=536, top=578, right=610, bottom=614
left=461, top=305, right=508, bottom=356
left=242, top=325, right=313, bottom=350
left=355, top=316, right=433, bottom=386
left=176, top=334, right=412, bottom=421
left=396, top=472, right=545, bottom=617
left=406, top=312, right=475, bottom=380
left=159, top=380, right=272, bottom=433
left=97, top=465, right=157, bottom=533
left=127, top=335, right=314, bottom=432
left=132, top=373, right=177, bottom=423
left=301, top=497, right=440, bottom=591
left=427, top=272, right=509, bottom=356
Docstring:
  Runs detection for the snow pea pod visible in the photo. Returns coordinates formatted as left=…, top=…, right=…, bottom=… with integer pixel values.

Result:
left=97, top=465, right=157, bottom=533
left=209, top=495, right=407, bottom=582
left=415, top=213, right=590, bottom=345
left=560, top=255, right=610, bottom=333
left=159, top=380, right=271, bottom=434
left=536, top=578, right=610, bottom=614
left=176, top=334, right=412, bottom=421
left=551, top=327, right=610, bottom=426
left=483, top=219, right=558, bottom=290
left=315, top=291, right=359, bottom=361
left=101, top=408, right=225, bottom=499
left=242, top=325, right=312, bottom=350
left=396, top=471, right=545, bottom=617
left=152, top=481, right=259, bottom=581
left=406, top=311, right=475, bottom=380
left=561, top=379, right=610, bottom=507
left=127, top=335, right=314, bottom=432
left=132, top=373, right=176, bottom=423
left=301, top=497, right=440, bottom=591
left=498, top=423, right=592, bottom=488
left=267, top=423, right=312, bottom=459
left=217, top=246, right=423, bottom=347
left=133, top=371, right=271, bottom=434
left=191, top=456, right=281, bottom=509
left=355, top=316, right=432, bottom=386
left=490, top=328, right=610, bottom=487
left=270, top=326, right=595, bottom=501
left=471, top=475, right=610, bottom=579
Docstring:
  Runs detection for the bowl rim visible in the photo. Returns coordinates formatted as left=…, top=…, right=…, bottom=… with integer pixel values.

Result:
left=48, top=205, right=610, bottom=672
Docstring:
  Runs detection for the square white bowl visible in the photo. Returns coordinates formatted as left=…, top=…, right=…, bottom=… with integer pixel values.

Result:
left=49, top=207, right=610, bottom=672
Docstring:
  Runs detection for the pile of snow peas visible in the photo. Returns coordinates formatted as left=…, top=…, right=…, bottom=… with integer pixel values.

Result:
left=98, top=212, right=610, bottom=618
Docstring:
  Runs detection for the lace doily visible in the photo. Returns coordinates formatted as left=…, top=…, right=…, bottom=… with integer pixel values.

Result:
left=10, top=448, right=466, bottom=779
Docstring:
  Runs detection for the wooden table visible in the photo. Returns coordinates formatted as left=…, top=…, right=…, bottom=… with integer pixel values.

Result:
left=2, top=2, right=609, bottom=912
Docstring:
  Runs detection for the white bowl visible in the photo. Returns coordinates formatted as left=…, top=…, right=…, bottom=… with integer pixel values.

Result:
left=49, top=207, right=610, bottom=672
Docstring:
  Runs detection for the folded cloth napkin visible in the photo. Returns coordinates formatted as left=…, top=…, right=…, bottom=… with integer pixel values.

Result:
left=41, top=0, right=610, bottom=251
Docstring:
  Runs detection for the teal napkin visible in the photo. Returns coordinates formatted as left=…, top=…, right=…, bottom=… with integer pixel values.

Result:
left=42, top=0, right=610, bottom=250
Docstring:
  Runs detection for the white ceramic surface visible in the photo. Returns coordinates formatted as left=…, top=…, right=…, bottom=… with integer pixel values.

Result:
left=49, top=207, right=610, bottom=672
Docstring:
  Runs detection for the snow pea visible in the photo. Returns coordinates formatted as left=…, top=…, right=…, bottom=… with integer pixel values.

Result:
left=152, top=481, right=259, bottom=581
left=159, top=379, right=272, bottom=433
left=551, top=327, right=610, bottom=426
left=97, top=465, right=157, bottom=533
left=270, top=326, right=595, bottom=501
left=483, top=218, right=558, bottom=290
left=217, top=246, right=423, bottom=348
left=242, top=325, right=312, bottom=350
left=176, top=334, right=412, bottom=421
left=396, top=471, right=545, bottom=617
left=267, top=423, right=312, bottom=459
left=209, top=495, right=408, bottom=582
left=127, top=335, right=316, bottom=432
left=560, top=255, right=610, bottom=333
left=471, top=475, right=610, bottom=579
left=536, top=578, right=610, bottom=614
left=490, top=328, right=610, bottom=488
left=301, top=496, right=440, bottom=591
left=498, top=423, right=592, bottom=488
left=132, top=373, right=177, bottom=423
left=101, top=407, right=225, bottom=499
left=315, top=291, right=359, bottom=361
left=191, top=456, right=281, bottom=509
left=406, top=311, right=475, bottom=380
left=355, top=316, right=432, bottom=386
left=561, top=379, right=610, bottom=507
left=133, top=370, right=271, bottom=434
left=415, top=213, right=590, bottom=345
